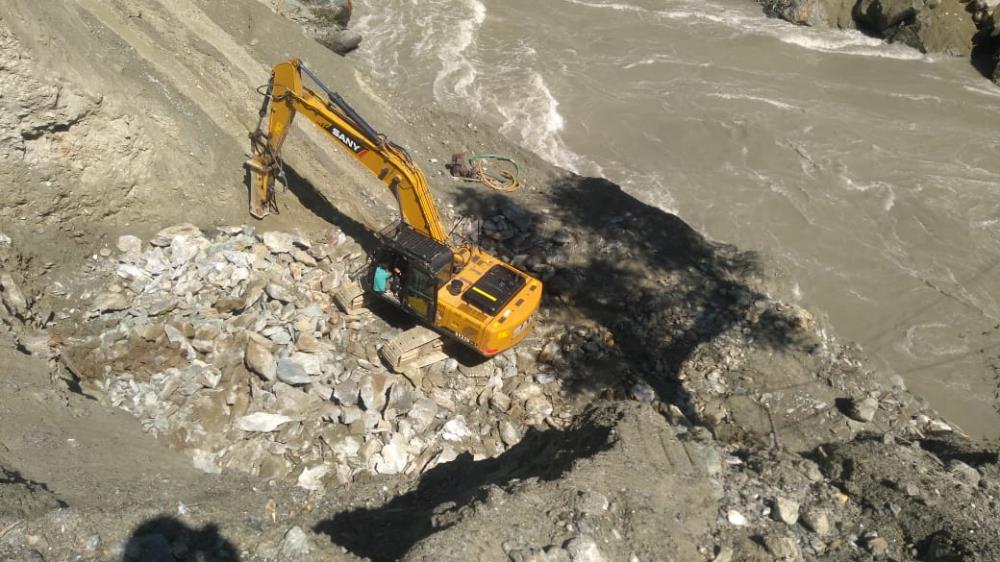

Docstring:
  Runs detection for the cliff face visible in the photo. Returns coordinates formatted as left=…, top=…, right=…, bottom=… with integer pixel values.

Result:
left=761, top=0, right=1000, bottom=79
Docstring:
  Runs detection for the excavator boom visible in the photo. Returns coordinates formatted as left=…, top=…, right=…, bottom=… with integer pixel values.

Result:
left=248, top=59, right=448, bottom=243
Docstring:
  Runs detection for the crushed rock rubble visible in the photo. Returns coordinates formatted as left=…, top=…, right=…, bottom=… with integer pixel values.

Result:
left=61, top=224, right=577, bottom=490
left=5, top=207, right=995, bottom=560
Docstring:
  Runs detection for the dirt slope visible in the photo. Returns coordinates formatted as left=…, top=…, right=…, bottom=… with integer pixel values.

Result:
left=2, top=0, right=402, bottom=262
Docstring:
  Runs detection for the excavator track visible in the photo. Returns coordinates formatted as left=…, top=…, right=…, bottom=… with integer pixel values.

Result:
left=332, top=279, right=366, bottom=316
left=380, top=326, right=447, bottom=373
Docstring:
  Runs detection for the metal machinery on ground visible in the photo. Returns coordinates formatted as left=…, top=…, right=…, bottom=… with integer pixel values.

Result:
left=244, top=59, right=542, bottom=365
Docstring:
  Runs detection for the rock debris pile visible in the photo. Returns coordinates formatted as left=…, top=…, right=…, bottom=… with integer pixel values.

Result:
left=63, top=224, right=570, bottom=490
left=709, top=431, right=1000, bottom=561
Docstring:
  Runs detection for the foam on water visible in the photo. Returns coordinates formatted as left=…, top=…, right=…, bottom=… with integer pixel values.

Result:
left=660, top=8, right=761, bottom=26
left=559, top=0, right=647, bottom=13
left=839, top=176, right=897, bottom=212
left=623, top=57, right=667, bottom=70
left=623, top=56, right=714, bottom=71
left=352, top=7, right=408, bottom=82
left=615, top=169, right=677, bottom=214
left=902, top=322, right=972, bottom=359
left=495, top=72, right=599, bottom=176
left=430, top=0, right=487, bottom=102
left=354, top=0, right=599, bottom=176
left=847, top=288, right=878, bottom=304
left=562, top=0, right=763, bottom=27
left=562, top=0, right=932, bottom=61
left=772, top=30, right=927, bottom=60
left=706, top=92, right=801, bottom=111
left=889, top=92, right=944, bottom=103
left=962, top=84, right=1000, bottom=98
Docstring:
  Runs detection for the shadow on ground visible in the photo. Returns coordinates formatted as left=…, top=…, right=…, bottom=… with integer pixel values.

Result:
left=245, top=164, right=378, bottom=252
left=314, top=411, right=614, bottom=561
left=265, top=159, right=812, bottom=407
left=452, top=174, right=810, bottom=405
left=920, top=435, right=1000, bottom=469
left=0, top=465, right=66, bottom=518
left=122, top=516, right=239, bottom=562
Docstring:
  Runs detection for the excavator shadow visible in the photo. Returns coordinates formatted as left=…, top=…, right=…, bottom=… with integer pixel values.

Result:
left=449, top=175, right=810, bottom=409
left=266, top=156, right=809, bottom=407
left=244, top=163, right=379, bottom=252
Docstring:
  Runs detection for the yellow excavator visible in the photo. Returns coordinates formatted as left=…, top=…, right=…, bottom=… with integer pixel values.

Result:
left=244, top=59, right=541, bottom=366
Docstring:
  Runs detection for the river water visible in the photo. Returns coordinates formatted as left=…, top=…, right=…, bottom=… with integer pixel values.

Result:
left=349, top=0, right=1000, bottom=437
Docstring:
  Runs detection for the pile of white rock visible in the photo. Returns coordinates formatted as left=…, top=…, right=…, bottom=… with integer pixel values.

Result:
left=69, top=224, right=563, bottom=491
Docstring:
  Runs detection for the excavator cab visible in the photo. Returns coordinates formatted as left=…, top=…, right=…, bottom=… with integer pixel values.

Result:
left=363, top=223, right=454, bottom=324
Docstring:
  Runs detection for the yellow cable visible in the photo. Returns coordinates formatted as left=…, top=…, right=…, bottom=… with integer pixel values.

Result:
left=471, top=159, right=521, bottom=192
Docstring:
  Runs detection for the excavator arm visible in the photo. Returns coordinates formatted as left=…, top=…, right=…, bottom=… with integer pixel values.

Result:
left=246, top=59, right=449, bottom=243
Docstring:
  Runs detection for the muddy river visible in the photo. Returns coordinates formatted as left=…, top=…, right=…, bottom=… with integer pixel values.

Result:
left=349, top=0, right=1000, bottom=437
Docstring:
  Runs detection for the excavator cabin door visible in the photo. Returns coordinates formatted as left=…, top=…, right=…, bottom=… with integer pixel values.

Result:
left=368, top=223, right=454, bottom=325
left=401, top=265, right=436, bottom=322
left=365, top=250, right=435, bottom=324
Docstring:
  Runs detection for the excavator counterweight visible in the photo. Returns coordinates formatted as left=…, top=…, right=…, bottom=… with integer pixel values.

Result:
left=246, top=59, right=541, bottom=358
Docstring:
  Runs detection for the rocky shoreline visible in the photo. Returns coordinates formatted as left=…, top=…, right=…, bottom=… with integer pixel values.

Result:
left=759, top=0, right=1000, bottom=82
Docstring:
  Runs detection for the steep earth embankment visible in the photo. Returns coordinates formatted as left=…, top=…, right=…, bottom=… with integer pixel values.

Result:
left=759, top=0, right=1000, bottom=81
left=0, top=1, right=999, bottom=561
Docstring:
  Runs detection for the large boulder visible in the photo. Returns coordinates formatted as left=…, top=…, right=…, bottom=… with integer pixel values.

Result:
left=854, top=0, right=978, bottom=56
left=854, top=0, right=925, bottom=31
left=263, top=0, right=361, bottom=55
left=315, top=27, right=363, bottom=55
left=907, top=0, right=979, bottom=56
left=762, top=0, right=858, bottom=28
left=762, top=0, right=979, bottom=57
left=274, top=0, right=353, bottom=27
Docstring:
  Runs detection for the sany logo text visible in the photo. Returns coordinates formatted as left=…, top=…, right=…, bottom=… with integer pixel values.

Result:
left=329, top=126, right=362, bottom=153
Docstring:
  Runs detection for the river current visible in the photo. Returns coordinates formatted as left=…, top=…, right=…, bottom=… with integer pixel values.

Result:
left=349, top=0, right=1000, bottom=437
